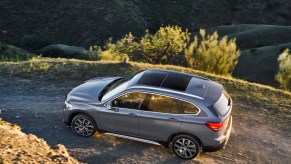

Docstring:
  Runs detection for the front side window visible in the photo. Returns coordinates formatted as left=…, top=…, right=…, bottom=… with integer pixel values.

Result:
left=144, top=94, right=179, bottom=114
left=112, top=92, right=146, bottom=109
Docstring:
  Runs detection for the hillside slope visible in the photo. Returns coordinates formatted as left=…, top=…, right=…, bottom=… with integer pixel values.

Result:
left=1, top=0, right=291, bottom=50
left=207, top=25, right=291, bottom=87
left=234, top=42, right=291, bottom=86
left=208, top=24, right=291, bottom=50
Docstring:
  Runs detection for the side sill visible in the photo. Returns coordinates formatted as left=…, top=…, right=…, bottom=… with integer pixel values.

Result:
left=104, top=132, right=163, bottom=146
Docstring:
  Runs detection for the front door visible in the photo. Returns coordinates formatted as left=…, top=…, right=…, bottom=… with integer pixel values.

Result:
left=99, top=92, right=146, bottom=137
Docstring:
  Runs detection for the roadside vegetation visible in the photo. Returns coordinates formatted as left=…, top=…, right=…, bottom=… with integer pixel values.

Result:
left=93, top=25, right=190, bottom=64
left=185, top=29, right=240, bottom=75
left=276, top=49, right=291, bottom=91
left=92, top=25, right=240, bottom=75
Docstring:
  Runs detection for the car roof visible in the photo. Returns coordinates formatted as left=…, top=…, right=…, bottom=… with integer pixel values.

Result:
left=128, top=69, right=215, bottom=100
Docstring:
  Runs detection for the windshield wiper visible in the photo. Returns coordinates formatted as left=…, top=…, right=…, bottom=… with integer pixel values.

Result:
left=98, top=78, right=122, bottom=101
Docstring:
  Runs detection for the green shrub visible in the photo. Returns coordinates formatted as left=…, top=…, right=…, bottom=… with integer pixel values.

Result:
left=137, top=25, right=190, bottom=64
left=39, top=44, right=98, bottom=60
left=98, top=50, right=129, bottom=61
left=276, top=49, right=291, bottom=91
left=92, top=26, right=190, bottom=64
left=98, top=33, right=136, bottom=61
left=184, top=29, right=240, bottom=75
left=279, top=46, right=289, bottom=53
left=0, top=44, right=33, bottom=62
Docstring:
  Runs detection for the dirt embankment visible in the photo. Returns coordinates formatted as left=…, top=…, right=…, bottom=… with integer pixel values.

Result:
left=0, top=119, right=78, bottom=164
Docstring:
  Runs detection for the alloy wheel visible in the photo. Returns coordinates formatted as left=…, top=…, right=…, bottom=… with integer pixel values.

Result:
left=73, top=118, right=95, bottom=136
left=173, top=138, right=197, bottom=159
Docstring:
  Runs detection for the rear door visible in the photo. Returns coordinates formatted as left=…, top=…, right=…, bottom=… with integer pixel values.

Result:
left=100, top=92, right=146, bottom=137
left=138, top=94, right=183, bottom=142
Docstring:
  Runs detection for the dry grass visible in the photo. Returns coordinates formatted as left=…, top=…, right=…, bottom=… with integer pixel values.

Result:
left=0, top=57, right=290, bottom=130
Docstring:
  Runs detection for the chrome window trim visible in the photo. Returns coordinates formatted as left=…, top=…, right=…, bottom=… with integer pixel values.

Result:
left=130, top=86, right=203, bottom=100
left=105, top=90, right=201, bottom=116
left=104, top=132, right=162, bottom=146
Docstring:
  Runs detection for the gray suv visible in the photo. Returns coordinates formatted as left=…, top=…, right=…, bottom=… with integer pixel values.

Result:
left=63, top=69, right=232, bottom=159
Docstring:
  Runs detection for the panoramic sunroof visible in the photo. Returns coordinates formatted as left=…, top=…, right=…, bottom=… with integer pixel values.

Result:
left=161, top=72, right=192, bottom=91
left=137, top=71, right=168, bottom=87
left=137, top=70, right=192, bottom=91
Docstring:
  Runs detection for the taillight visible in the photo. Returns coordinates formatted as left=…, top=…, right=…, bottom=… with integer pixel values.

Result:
left=205, top=121, right=226, bottom=131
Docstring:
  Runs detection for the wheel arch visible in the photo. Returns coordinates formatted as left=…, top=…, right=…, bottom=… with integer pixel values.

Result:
left=68, top=110, right=96, bottom=127
left=167, top=132, right=203, bottom=148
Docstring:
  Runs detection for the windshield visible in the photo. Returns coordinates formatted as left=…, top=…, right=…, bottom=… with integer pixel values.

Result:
left=99, top=75, right=133, bottom=101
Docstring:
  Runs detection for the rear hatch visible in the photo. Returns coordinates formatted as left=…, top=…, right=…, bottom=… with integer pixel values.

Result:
left=204, top=81, right=232, bottom=118
left=204, top=82, right=232, bottom=138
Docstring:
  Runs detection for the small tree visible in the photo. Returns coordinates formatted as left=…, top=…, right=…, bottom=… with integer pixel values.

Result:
left=138, top=25, right=190, bottom=64
left=93, top=33, right=137, bottom=61
left=276, top=49, right=291, bottom=91
left=185, top=29, right=240, bottom=75
left=109, top=33, right=138, bottom=55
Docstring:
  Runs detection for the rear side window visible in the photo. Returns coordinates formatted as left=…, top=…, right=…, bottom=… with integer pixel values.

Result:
left=146, top=94, right=171, bottom=113
left=213, top=90, right=231, bottom=117
left=112, top=92, right=146, bottom=109
left=180, top=101, right=200, bottom=114
left=170, top=99, right=179, bottom=114
left=144, top=94, right=179, bottom=114
left=143, top=94, right=200, bottom=115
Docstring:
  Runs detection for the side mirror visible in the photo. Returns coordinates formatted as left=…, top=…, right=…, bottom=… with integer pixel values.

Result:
left=112, top=100, right=119, bottom=106
left=105, top=102, right=112, bottom=109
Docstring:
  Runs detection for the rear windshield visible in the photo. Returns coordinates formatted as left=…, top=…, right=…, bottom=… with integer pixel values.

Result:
left=213, top=90, right=231, bottom=117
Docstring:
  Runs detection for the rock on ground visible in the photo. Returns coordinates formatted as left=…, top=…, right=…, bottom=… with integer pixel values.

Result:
left=0, top=119, right=79, bottom=164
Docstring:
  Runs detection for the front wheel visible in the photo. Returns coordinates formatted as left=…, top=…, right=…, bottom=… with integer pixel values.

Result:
left=71, top=114, right=97, bottom=137
left=172, top=135, right=201, bottom=159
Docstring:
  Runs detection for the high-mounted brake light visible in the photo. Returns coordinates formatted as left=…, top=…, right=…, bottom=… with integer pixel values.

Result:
left=205, top=121, right=226, bottom=131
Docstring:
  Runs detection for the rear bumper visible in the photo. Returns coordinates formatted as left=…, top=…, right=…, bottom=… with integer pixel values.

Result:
left=203, top=138, right=227, bottom=152
left=203, top=116, right=232, bottom=152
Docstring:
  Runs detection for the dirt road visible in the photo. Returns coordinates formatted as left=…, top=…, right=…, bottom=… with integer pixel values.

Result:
left=1, top=76, right=290, bottom=163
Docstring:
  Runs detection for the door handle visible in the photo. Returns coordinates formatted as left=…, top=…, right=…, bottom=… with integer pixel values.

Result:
left=111, top=108, right=119, bottom=112
left=129, top=113, right=137, bottom=116
left=168, top=118, right=178, bottom=121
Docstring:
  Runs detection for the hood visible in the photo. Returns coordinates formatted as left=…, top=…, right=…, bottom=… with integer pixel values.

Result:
left=67, top=77, right=121, bottom=103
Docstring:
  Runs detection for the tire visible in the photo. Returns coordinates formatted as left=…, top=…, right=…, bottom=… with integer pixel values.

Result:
left=172, top=135, right=201, bottom=159
left=71, top=114, right=97, bottom=137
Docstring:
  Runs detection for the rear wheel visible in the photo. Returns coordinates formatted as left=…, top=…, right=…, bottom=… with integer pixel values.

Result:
left=172, top=135, right=200, bottom=159
left=71, top=114, right=97, bottom=137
